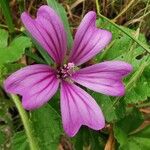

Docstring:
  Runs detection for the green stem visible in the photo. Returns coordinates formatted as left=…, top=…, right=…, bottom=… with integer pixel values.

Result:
left=11, top=94, right=39, bottom=150
left=95, top=0, right=150, bottom=54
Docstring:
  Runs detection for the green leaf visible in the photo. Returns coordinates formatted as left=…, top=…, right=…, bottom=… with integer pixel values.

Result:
left=11, top=131, right=29, bottom=150
left=124, top=75, right=150, bottom=104
left=0, top=29, right=32, bottom=65
left=0, top=63, right=24, bottom=83
left=94, top=93, right=118, bottom=122
left=92, top=93, right=126, bottom=122
left=73, top=128, right=89, bottom=150
left=0, top=37, right=31, bottom=64
left=114, top=108, right=144, bottom=134
left=97, top=18, right=150, bottom=105
left=30, top=104, right=63, bottom=150
left=113, top=108, right=144, bottom=149
left=124, top=61, right=150, bottom=104
left=120, top=126, right=150, bottom=150
left=47, top=0, right=73, bottom=49
left=0, top=29, right=8, bottom=48
left=88, top=130, right=104, bottom=150
left=96, top=18, right=148, bottom=67
left=73, top=128, right=104, bottom=150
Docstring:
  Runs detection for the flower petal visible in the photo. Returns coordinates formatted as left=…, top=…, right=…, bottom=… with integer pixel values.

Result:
left=4, top=65, right=59, bottom=110
left=68, top=11, right=112, bottom=66
left=21, top=5, right=67, bottom=65
left=60, top=81, right=105, bottom=137
left=72, top=61, right=132, bottom=96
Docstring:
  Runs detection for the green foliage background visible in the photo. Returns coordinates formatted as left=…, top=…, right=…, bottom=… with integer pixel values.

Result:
left=0, top=0, right=150, bottom=149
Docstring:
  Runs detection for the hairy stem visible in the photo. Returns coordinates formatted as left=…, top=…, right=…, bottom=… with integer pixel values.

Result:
left=11, top=94, right=39, bottom=150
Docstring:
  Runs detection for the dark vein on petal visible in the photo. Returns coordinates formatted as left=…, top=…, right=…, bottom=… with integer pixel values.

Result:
left=30, top=76, right=56, bottom=97
left=37, top=19, right=61, bottom=62
left=63, top=83, right=74, bottom=130
left=39, top=12, right=65, bottom=61
left=72, top=27, right=96, bottom=62
left=8, top=70, right=52, bottom=89
left=70, top=16, right=95, bottom=60
left=33, top=78, right=58, bottom=108
left=70, top=85, right=92, bottom=124
left=75, top=78, right=121, bottom=87
left=33, top=21, right=57, bottom=62
left=75, top=29, right=103, bottom=63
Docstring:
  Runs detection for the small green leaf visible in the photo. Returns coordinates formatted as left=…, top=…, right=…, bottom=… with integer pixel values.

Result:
left=0, top=29, right=8, bottom=48
left=0, top=63, right=24, bottom=83
left=0, top=29, right=32, bottom=65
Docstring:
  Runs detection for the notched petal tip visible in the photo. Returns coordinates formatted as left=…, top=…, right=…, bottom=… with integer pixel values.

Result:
left=112, top=61, right=133, bottom=76
left=102, top=29, right=112, bottom=44
left=21, top=12, right=30, bottom=22
left=3, top=79, right=11, bottom=94
left=22, top=97, right=44, bottom=110
left=3, top=74, right=21, bottom=95
left=22, top=100, right=33, bottom=111
left=61, top=81, right=105, bottom=137
left=126, top=63, right=133, bottom=74
left=115, top=84, right=125, bottom=96
left=3, top=65, right=59, bottom=110
left=21, top=5, right=67, bottom=65
left=37, top=5, right=52, bottom=10
left=69, top=10, right=113, bottom=66
left=66, top=120, right=105, bottom=137
left=72, top=61, right=132, bottom=97
left=64, top=126, right=80, bottom=137
left=20, top=5, right=53, bottom=20
left=84, top=11, right=96, bottom=20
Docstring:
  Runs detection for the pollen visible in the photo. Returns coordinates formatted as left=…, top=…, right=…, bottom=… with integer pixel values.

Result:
left=56, top=63, right=75, bottom=79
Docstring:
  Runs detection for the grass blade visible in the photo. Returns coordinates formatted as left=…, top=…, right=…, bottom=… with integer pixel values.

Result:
left=0, top=0, right=14, bottom=32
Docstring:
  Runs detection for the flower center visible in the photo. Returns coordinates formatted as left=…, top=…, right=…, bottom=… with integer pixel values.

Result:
left=56, top=63, right=75, bottom=79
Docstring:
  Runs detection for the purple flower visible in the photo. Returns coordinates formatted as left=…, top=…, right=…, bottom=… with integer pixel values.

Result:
left=4, top=5, right=132, bottom=137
